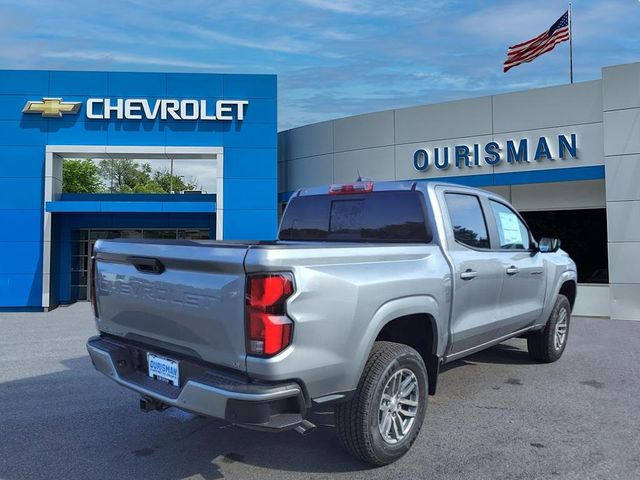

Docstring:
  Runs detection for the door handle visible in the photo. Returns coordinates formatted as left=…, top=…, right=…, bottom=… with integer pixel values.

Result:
left=460, top=269, right=478, bottom=280
left=506, top=266, right=519, bottom=276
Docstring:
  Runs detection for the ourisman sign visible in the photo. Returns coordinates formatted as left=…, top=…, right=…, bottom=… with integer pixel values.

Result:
left=413, top=134, right=577, bottom=172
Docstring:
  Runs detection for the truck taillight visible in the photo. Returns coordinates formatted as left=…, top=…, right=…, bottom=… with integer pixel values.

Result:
left=329, top=180, right=374, bottom=195
left=89, top=256, right=98, bottom=317
left=245, top=273, right=294, bottom=356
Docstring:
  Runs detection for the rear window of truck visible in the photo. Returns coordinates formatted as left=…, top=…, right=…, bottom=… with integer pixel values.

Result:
left=279, top=191, right=432, bottom=243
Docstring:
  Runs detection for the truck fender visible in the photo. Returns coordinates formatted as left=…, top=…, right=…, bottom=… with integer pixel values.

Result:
left=351, top=295, right=442, bottom=395
left=537, top=270, right=578, bottom=328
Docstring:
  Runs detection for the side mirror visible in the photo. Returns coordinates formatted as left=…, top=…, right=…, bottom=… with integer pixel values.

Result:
left=538, top=237, right=561, bottom=253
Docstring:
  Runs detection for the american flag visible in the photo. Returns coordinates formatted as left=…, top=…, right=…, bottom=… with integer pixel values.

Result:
left=503, top=11, right=570, bottom=72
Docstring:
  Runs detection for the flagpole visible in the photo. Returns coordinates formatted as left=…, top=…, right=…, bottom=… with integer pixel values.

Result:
left=569, top=2, right=574, bottom=83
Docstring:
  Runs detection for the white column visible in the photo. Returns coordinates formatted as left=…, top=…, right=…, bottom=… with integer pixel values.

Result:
left=42, top=150, right=62, bottom=309
left=216, top=152, right=224, bottom=240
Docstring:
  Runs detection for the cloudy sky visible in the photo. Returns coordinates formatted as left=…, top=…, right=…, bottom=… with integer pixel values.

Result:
left=0, top=0, right=638, bottom=130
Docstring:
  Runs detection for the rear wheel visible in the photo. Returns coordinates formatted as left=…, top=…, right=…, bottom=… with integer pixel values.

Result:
left=527, top=294, right=571, bottom=363
left=334, top=341, right=427, bottom=466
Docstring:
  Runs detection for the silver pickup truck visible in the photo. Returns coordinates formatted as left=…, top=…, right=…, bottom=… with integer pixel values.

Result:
left=87, top=180, right=577, bottom=466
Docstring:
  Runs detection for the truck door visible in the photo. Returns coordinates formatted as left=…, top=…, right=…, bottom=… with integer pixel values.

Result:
left=441, top=191, right=504, bottom=355
left=485, top=199, right=546, bottom=333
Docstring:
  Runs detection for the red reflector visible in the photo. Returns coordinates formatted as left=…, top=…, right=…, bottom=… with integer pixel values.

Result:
left=247, top=311, right=293, bottom=355
left=329, top=180, right=374, bottom=195
left=246, top=273, right=294, bottom=356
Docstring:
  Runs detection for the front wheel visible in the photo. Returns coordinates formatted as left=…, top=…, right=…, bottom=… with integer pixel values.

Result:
left=527, top=294, right=571, bottom=363
left=334, top=341, right=428, bottom=466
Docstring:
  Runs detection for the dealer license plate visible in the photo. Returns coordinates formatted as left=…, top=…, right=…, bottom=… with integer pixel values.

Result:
left=147, top=353, right=180, bottom=387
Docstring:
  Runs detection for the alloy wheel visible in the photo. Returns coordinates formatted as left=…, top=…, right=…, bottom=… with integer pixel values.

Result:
left=554, top=307, right=568, bottom=350
left=378, top=368, right=419, bottom=444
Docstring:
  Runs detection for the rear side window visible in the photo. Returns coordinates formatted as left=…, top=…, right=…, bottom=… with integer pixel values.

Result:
left=279, top=191, right=431, bottom=243
left=445, top=193, right=490, bottom=249
left=489, top=200, right=531, bottom=250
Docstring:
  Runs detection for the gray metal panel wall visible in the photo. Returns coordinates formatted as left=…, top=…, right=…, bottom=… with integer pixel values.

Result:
left=394, top=96, right=492, bottom=143
left=492, top=80, right=603, bottom=133
left=602, top=62, right=640, bottom=321
left=279, top=77, right=605, bottom=193
left=333, top=111, right=395, bottom=152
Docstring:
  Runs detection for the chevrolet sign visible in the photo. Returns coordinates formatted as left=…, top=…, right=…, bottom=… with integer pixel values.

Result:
left=22, top=98, right=82, bottom=118
left=22, top=97, right=249, bottom=121
left=86, top=98, right=248, bottom=121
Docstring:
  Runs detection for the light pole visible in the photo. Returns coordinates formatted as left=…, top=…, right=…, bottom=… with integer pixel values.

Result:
left=169, top=158, right=174, bottom=193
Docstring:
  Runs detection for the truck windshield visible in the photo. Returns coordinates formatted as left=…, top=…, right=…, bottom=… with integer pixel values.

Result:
left=279, top=191, right=432, bottom=243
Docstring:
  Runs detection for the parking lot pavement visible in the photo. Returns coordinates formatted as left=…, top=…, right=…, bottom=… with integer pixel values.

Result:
left=1, top=303, right=639, bottom=480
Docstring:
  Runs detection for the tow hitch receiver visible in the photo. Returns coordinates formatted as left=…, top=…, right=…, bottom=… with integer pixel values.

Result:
left=139, top=396, right=169, bottom=413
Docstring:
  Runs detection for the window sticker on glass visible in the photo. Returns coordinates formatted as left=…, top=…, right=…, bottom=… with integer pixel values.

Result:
left=498, top=211, right=523, bottom=245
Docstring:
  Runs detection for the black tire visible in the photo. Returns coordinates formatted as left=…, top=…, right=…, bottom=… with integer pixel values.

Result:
left=527, top=294, right=571, bottom=363
left=334, top=341, right=428, bottom=466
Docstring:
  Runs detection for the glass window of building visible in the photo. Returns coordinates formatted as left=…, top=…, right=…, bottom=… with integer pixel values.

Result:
left=521, top=209, right=609, bottom=284
left=61, top=157, right=217, bottom=194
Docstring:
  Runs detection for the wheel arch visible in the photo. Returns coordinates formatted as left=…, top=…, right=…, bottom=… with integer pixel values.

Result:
left=353, top=296, right=443, bottom=396
left=375, top=313, right=441, bottom=395
left=559, top=279, right=577, bottom=311
left=375, top=312, right=438, bottom=359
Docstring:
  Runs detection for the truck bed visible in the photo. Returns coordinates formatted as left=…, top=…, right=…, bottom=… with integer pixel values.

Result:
left=93, top=238, right=434, bottom=374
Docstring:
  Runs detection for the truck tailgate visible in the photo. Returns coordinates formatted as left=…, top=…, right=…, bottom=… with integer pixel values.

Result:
left=93, top=239, right=249, bottom=372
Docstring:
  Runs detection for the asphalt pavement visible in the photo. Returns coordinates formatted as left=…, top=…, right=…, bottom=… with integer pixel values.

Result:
left=1, top=303, right=638, bottom=480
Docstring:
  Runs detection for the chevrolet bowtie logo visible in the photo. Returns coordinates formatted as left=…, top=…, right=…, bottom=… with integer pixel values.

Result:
left=22, top=97, right=82, bottom=118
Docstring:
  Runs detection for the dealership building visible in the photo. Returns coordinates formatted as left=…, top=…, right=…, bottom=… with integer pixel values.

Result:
left=1, top=62, right=639, bottom=321
left=0, top=70, right=277, bottom=310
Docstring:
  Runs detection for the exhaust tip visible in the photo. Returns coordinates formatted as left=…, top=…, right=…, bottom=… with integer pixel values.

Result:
left=294, top=419, right=317, bottom=435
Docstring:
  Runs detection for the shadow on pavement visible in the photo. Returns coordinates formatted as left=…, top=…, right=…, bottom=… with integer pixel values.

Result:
left=0, top=339, right=540, bottom=479
left=0, top=356, right=365, bottom=480
left=441, top=339, right=538, bottom=374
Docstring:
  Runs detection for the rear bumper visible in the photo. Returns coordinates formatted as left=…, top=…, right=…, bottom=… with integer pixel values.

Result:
left=86, top=336, right=307, bottom=432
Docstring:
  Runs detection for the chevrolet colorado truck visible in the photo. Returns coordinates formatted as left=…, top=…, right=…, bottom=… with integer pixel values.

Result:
left=87, top=180, right=577, bottom=466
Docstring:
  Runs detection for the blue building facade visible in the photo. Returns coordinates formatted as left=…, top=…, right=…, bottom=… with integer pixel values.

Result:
left=0, top=70, right=278, bottom=310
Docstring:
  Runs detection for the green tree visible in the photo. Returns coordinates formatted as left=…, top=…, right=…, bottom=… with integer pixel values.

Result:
left=133, top=181, right=165, bottom=193
left=152, top=168, right=198, bottom=193
left=97, top=159, right=200, bottom=193
left=98, top=159, right=153, bottom=193
left=62, top=159, right=102, bottom=193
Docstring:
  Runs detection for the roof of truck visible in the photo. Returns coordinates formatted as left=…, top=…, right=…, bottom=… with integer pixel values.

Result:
left=295, top=179, right=493, bottom=197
